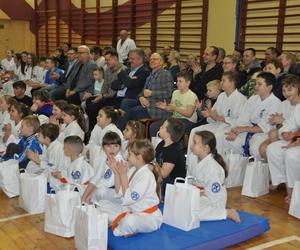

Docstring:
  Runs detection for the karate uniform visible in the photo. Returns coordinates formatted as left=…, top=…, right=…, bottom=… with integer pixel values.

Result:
left=86, top=123, right=124, bottom=166
left=267, top=104, right=300, bottom=188
left=97, top=164, right=162, bottom=236
left=187, top=90, right=246, bottom=168
left=90, top=152, right=124, bottom=202
left=116, top=38, right=136, bottom=63
left=187, top=153, right=227, bottom=221
left=6, top=120, right=22, bottom=145
left=219, top=93, right=282, bottom=159
left=57, top=120, right=85, bottom=143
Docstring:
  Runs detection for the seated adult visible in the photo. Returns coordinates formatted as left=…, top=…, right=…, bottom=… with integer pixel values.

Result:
left=85, top=48, right=126, bottom=129
left=280, top=52, right=300, bottom=78
left=261, top=47, right=280, bottom=69
left=118, top=53, right=174, bottom=130
left=111, top=48, right=150, bottom=112
left=50, top=47, right=79, bottom=100
left=167, top=50, right=180, bottom=82
left=191, top=46, right=223, bottom=100
left=242, top=48, right=261, bottom=79
left=65, top=45, right=97, bottom=105
left=264, top=59, right=286, bottom=101
left=222, top=55, right=247, bottom=88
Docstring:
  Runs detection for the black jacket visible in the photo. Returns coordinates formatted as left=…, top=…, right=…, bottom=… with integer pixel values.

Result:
left=111, top=64, right=150, bottom=99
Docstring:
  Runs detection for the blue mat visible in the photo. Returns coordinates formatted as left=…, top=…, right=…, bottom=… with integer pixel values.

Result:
left=108, top=210, right=270, bottom=250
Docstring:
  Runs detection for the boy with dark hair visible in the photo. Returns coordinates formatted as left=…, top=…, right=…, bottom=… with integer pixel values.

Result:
left=13, top=81, right=33, bottom=107
left=51, top=136, right=94, bottom=188
left=31, top=90, right=53, bottom=117
left=222, top=72, right=282, bottom=160
left=155, top=118, right=186, bottom=198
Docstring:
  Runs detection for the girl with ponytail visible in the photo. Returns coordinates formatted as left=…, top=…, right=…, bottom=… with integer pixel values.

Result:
left=57, top=104, right=85, bottom=143
left=188, top=130, right=241, bottom=223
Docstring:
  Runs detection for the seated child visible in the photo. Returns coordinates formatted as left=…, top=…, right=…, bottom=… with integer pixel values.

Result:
left=26, top=123, right=69, bottom=175
left=13, top=81, right=33, bottom=107
left=98, top=139, right=163, bottom=237
left=0, top=95, right=15, bottom=134
left=51, top=136, right=94, bottom=192
left=188, top=131, right=241, bottom=222
left=222, top=72, right=282, bottom=160
left=82, top=132, right=124, bottom=204
left=2, top=102, right=31, bottom=146
left=86, top=106, right=123, bottom=165
left=194, top=79, right=222, bottom=126
left=31, top=90, right=53, bottom=117
left=155, top=118, right=186, bottom=198
left=267, top=104, right=300, bottom=203
left=187, top=71, right=247, bottom=166
left=259, top=74, right=300, bottom=159
left=57, top=104, right=85, bottom=142
left=7, top=115, right=43, bottom=170
left=49, top=100, right=68, bottom=128
left=122, top=120, right=145, bottom=159
left=151, top=71, right=198, bottom=136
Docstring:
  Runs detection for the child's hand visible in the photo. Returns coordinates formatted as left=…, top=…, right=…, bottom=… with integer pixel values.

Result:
left=166, top=103, right=176, bottom=112
left=231, top=126, right=244, bottom=135
left=201, top=109, right=211, bottom=118
left=25, top=149, right=41, bottom=164
left=51, top=171, right=62, bottom=179
left=209, top=110, right=219, bottom=120
left=144, top=89, right=152, bottom=97
left=282, top=132, right=295, bottom=141
left=82, top=92, right=92, bottom=101
left=205, top=99, right=212, bottom=109
left=91, top=95, right=102, bottom=103
left=116, top=160, right=128, bottom=177
left=269, top=113, right=284, bottom=125
left=195, top=99, right=202, bottom=109
left=139, top=96, right=150, bottom=108
left=49, top=115, right=59, bottom=125
left=225, top=131, right=237, bottom=141
left=107, top=155, right=117, bottom=172
left=31, top=103, right=39, bottom=112
left=156, top=101, right=167, bottom=110
left=282, top=140, right=300, bottom=149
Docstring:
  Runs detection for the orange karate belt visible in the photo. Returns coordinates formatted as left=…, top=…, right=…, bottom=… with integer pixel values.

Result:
left=111, top=205, right=159, bottom=232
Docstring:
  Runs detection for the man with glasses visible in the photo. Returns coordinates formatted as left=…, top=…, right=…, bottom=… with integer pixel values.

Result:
left=65, top=45, right=97, bottom=105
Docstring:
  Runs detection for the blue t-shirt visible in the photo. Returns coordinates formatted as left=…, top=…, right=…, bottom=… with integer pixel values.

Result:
left=45, top=67, right=64, bottom=85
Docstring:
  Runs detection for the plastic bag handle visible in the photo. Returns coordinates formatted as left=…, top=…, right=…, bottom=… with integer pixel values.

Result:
left=174, top=177, right=185, bottom=184
left=185, top=176, right=196, bottom=183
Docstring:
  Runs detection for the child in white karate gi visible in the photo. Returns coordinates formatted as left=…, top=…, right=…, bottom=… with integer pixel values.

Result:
left=188, top=130, right=241, bottom=222
left=222, top=72, right=282, bottom=160
left=86, top=106, right=123, bottom=165
left=98, top=139, right=163, bottom=237
left=267, top=104, right=300, bottom=203
left=187, top=71, right=247, bottom=167
left=57, top=104, right=85, bottom=143
left=259, top=74, right=300, bottom=159
left=51, top=136, right=94, bottom=192
left=82, top=132, right=124, bottom=203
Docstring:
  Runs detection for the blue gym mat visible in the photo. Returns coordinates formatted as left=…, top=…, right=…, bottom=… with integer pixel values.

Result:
left=108, top=210, right=270, bottom=250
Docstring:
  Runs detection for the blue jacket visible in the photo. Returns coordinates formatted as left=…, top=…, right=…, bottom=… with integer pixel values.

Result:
left=17, top=134, right=43, bottom=163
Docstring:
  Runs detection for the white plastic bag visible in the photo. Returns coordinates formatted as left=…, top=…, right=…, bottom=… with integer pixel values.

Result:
left=289, top=181, right=300, bottom=219
left=224, top=151, right=247, bottom=188
left=44, top=189, right=81, bottom=237
left=0, top=159, right=20, bottom=198
left=74, top=204, right=108, bottom=250
left=163, top=177, right=201, bottom=231
left=241, top=157, right=269, bottom=198
left=19, top=172, right=47, bottom=214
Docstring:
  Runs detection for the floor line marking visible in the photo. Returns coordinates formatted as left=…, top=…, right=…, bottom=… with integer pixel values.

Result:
left=0, top=213, right=32, bottom=223
left=246, top=235, right=300, bottom=250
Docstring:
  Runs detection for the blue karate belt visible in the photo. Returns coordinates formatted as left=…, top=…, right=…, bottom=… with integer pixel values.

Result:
left=242, top=123, right=257, bottom=157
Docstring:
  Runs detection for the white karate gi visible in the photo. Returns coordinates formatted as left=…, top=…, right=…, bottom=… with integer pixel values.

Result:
left=187, top=90, right=246, bottom=168
left=267, top=104, right=300, bottom=188
left=86, top=123, right=124, bottom=166
left=91, top=152, right=124, bottom=202
left=97, top=164, right=162, bottom=236
left=57, top=120, right=85, bottom=143
left=1, top=58, right=15, bottom=71
left=116, top=38, right=136, bottom=63
left=219, top=93, right=282, bottom=159
left=187, top=153, right=227, bottom=221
